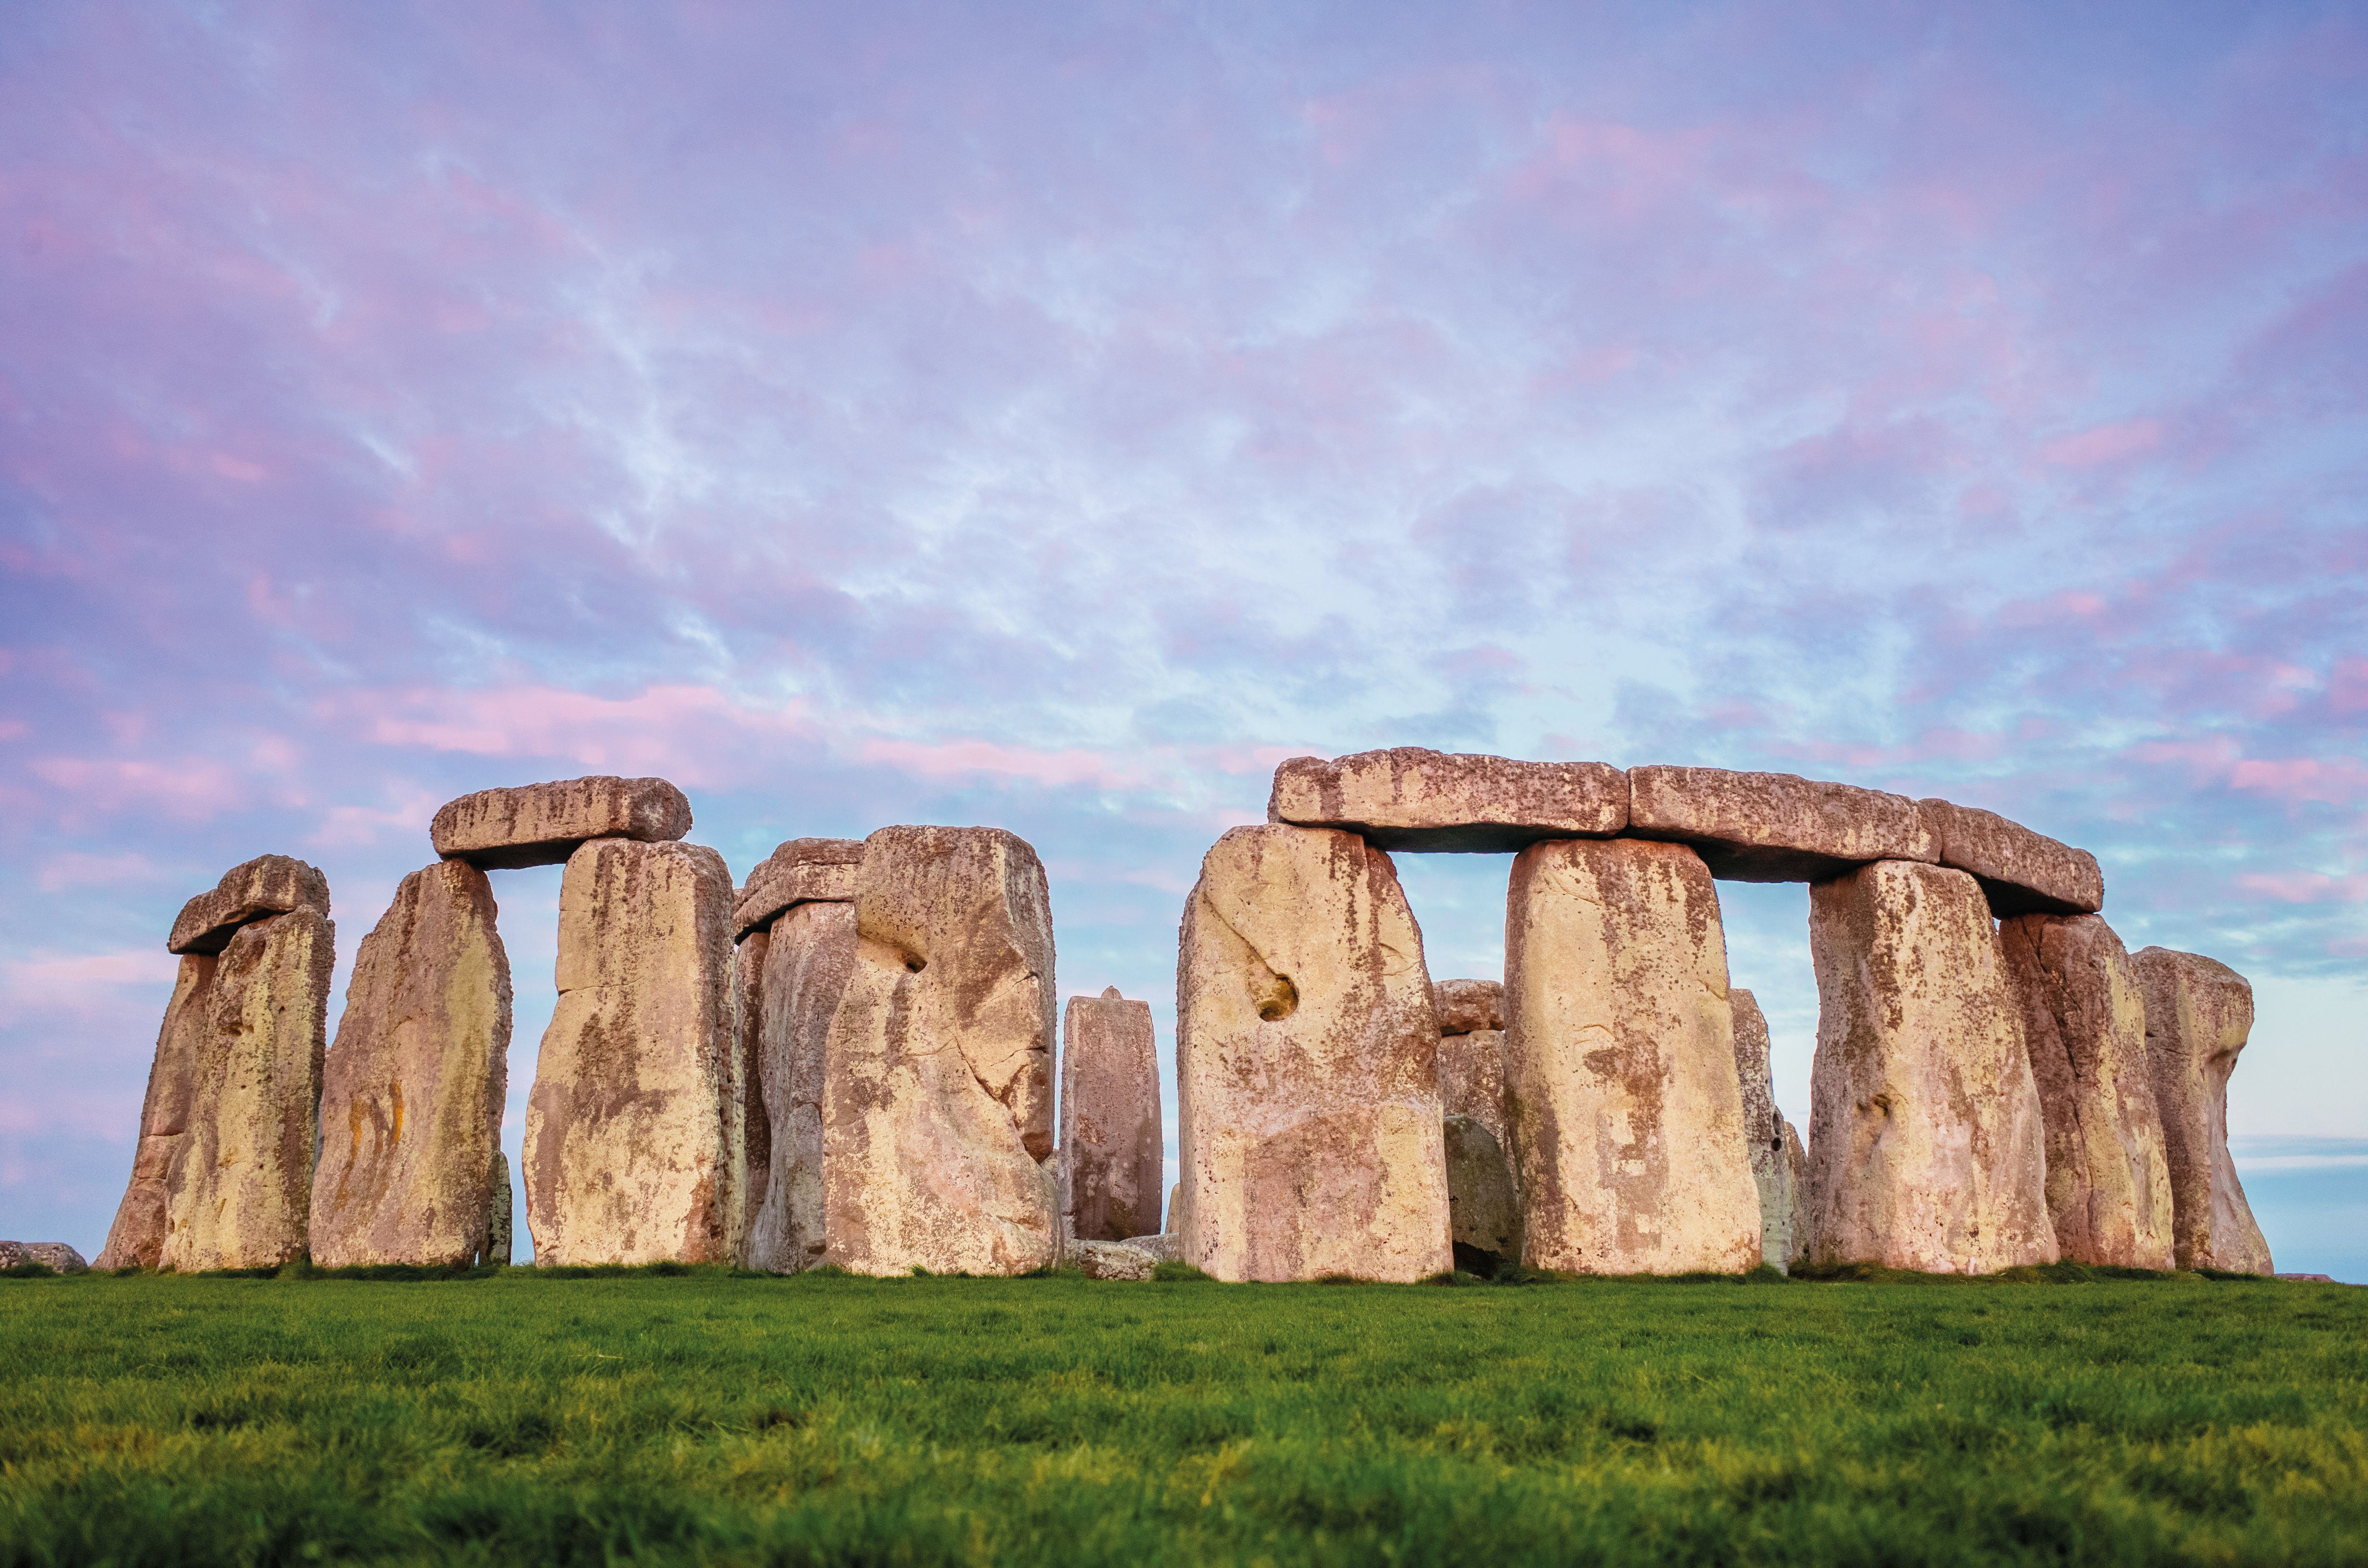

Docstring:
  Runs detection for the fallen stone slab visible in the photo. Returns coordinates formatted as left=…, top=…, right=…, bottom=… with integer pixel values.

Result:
left=0, top=1242, right=88, bottom=1273
left=1732, top=989, right=1806, bottom=1271
left=1269, top=748, right=1627, bottom=853
left=2134, top=947, right=2272, bottom=1275
left=94, top=954, right=220, bottom=1270
left=167, top=855, right=331, bottom=956
left=1920, top=798, right=2104, bottom=916
left=1121, top=1233, right=1181, bottom=1263
left=1061, top=988, right=1164, bottom=1243
left=1070, top=1239, right=1155, bottom=1280
left=1627, top=766, right=1936, bottom=883
left=732, top=836, right=863, bottom=939
left=744, top=898, right=857, bottom=1273
left=432, top=776, right=692, bottom=870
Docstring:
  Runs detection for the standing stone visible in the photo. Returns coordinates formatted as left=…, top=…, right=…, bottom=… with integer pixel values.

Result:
left=822, top=826, right=1059, bottom=1276
left=1175, top=824, right=1450, bottom=1283
left=524, top=838, right=740, bottom=1266
left=1061, top=988, right=1164, bottom=1242
left=1999, top=915, right=2175, bottom=1270
left=94, top=955, right=219, bottom=1270
left=2134, top=948, right=2272, bottom=1274
left=733, top=924, right=773, bottom=1250
left=484, top=1152, right=512, bottom=1265
left=310, top=861, right=512, bottom=1268
left=1730, top=989, right=1807, bottom=1270
left=1803, top=861, right=2056, bottom=1273
left=1505, top=838, right=1761, bottom=1275
left=1433, top=979, right=1519, bottom=1267
left=746, top=898, right=858, bottom=1272
left=162, top=907, right=334, bottom=1271
left=431, top=775, right=693, bottom=870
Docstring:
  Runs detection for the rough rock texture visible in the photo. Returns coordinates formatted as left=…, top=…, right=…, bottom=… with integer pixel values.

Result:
left=2134, top=948, right=2272, bottom=1274
left=1802, top=861, right=2057, bottom=1273
left=733, top=925, right=772, bottom=1250
left=1999, top=915, right=2175, bottom=1270
left=1122, top=1232, right=1182, bottom=1263
left=524, top=838, right=741, bottom=1266
left=1175, top=824, right=1451, bottom=1283
left=1731, top=989, right=1807, bottom=1270
left=745, top=898, right=858, bottom=1273
left=1504, top=837, right=1762, bottom=1275
left=1445, top=1115, right=1523, bottom=1264
left=432, top=776, right=692, bottom=870
left=733, top=837, right=863, bottom=939
left=1061, top=987, right=1164, bottom=1242
left=168, top=855, right=331, bottom=956
left=1628, top=767, right=1936, bottom=883
left=1432, top=978, right=1505, bottom=1037
left=0, top=1243, right=88, bottom=1273
left=1435, top=987, right=1509, bottom=1139
left=94, top=955, right=220, bottom=1270
left=162, top=908, right=335, bottom=1272
left=1921, top=799, right=2105, bottom=916
left=484, top=1152, right=512, bottom=1265
left=1073, top=1238, right=1157, bottom=1280
left=1269, top=749, right=1627, bottom=853
left=310, top=861, right=512, bottom=1268
left=822, top=826, right=1059, bottom=1276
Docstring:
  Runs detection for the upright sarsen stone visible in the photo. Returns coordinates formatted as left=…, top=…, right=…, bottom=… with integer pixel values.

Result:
left=2133, top=948, right=2271, bottom=1274
left=1803, top=861, right=2056, bottom=1273
left=745, top=898, right=857, bottom=1273
left=1504, top=838, right=1760, bottom=1275
left=1061, top=988, right=1163, bottom=1243
left=1731, top=988, right=1806, bottom=1270
left=822, top=826, right=1058, bottom=1276
left=310, top=861, right=513, bottom=1268
left=1999, top=915, right=2174, bottom=1270
left=484, top=1152, right=512, bottom=1265
left=1175, top=825, right=1450, bottom=1283
left=1433, top=979, right=1519, bottom=1265
left=524, top=839, right=740, bottom=1266
left=94, top=955, right=219, bottom=1270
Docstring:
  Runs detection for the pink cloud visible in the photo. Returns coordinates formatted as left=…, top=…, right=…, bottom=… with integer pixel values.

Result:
left=2237, top=871, right=2368, bottom=905
left=330, top=684, right=821, bottom=787
left=34, top=851, right=160, bottom=893
left=25, top=756, right=247, bottom=822
left=2041, top=417, right=2165, bottom=468
left=854, top=737, right=1155, bottom=792
left=3, top=949, right=180, bottom=993
left=2228, top=757, right=2368, bottom=807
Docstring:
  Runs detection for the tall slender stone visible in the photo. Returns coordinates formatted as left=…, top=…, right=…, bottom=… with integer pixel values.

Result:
left=1433, top=979, right=1519, bottom=1266
left=1061, top=988, right=1163, bottom=1243
left=1730, top=988, right=1806, bottom=1270
left=1999, top=914, right=2175, bottom=1270
left=1803, top=860, right=2056, bottom=1273
left=2133, top=948, right=2271, bottom=1274
left=94, top=955, right=219, bottom=1270
left=746, top=898, right=857, bottom=1272
left=1175, top=824, right=1449, bottom=1283
left=733, top=924, right=773, bottom=1251
left=524, top=838, right=740, bottom=1266
left=484, top=1151, right=513, bottom=1265
left=822, top=826, right=1058, bottom=1276
left=1505, top=837, right=1761, bottom=1275
left=310, top=861, right=512, bottom=1268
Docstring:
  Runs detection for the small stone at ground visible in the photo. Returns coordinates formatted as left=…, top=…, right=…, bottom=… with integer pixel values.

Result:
left=1121, top=1234, right=1181, bottom=1263
left=1073, top=1239, right=1157, bottom=1280
left=0, top=1242, right=88, bottom=1273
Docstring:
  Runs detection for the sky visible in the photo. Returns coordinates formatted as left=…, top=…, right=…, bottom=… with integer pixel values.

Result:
left=3, top=1, right=2363, bottom=1276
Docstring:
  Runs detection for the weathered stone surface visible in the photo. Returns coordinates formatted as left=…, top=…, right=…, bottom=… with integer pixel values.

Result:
left=1073, top=1238, right=1157, bottom=1280
left=733, top=837, right=863, bottom=939
left=1999, top=915, right=2175, bottom=1270
left=162, top=908, right=334, bottom=1272
left=1433, top=977, right=1505, bottom=1037
left=822, top=826, right=1059, bottom=1276
left=1269, top=749, right=1628, bottom=853
left=432, top=776, right=692, bottom=870
left=1731, top=988, right=1807, bottom=1271
left=95, top=955, right=219, bottom=1270
left=524, top=838, right=741, bottom=1266
left=168, top=855, right=330, bottom=956
left=484, top=1152, right=512, bottom=1265
left=0, top=1242, right=88, bottom=1273
left=1628, top=766, right=1936, bottom=883
left=2134, top=948, right=2272, bottom=1274
left=310, top=861, right=512, bottom=1268
left=1061, top=987, right=1164, bottom=1243
left=1176, top=824, right=1451, bottom=1283
left=1505, top=837, right=1761, bottom=1275
left=745, top=898, right=857, bottom=1273
left=1445, top=1115, right=1523, bottom=1264
left=1122, top=1232, right=1181, bottom=1263
left=732, top=925, right=771, bottom=1252
left=1435, top=988, right=1509, bottom=1140
left=1921, top=798, right=2104, bottom=916
left=1802, top=861, right=2056, bottom=1273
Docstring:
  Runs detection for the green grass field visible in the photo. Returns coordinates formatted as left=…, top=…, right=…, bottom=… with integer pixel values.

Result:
left=1, top=1266, right=2363, bottom=1567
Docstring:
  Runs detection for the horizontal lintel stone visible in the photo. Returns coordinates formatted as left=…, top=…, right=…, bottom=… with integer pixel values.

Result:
left=167, top=855, right=332, bottom=955
left=431, top=776, right=691, bottom=870
left=1626, top=766, right=1935, bottom=883
left=1268, top=748, right=1626, bottom=852
left=733, top=837, right=865, bottom=939
left=1919, top=798, right=2103, bottom=915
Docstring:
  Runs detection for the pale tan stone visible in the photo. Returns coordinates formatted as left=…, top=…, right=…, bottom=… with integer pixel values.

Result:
left=0, top=1242, right=87, bottom=1273
left=733, top=837, right=863, bottom=939
left=1061, top=987, right=1164, bottom=1243
left=1432, top=977, right=1505, bottom=1037
left=822, top=826, right=1059, bottom=1276
left=1504, top=837, right=1761, bottom=1275
left=1802, top=861, right=2056, bottom=1273
left=732, top=924, right=771, bottom=1253
left=1122, top=1232, right=1181, bottom=1263
left=1269, top=749, right=1627, bottom=852
left=431, top=775, right=692, bottom=870
left=2134, top=948, right=2272, bottom=1274
left=161, top=908, right=334, bottom=1272
left=1176, top=824, right=1450, bottom=1283
left=1628, top=766, right=1936, bottom=882
left=1999, top=915, right=2175, bottom=1270
left=523, top=838, right=740, bottom=1266
left=168, top=855, right=330, bottom=956
left=1435, top=978, right=1517, bottom=1264
left=1920, top=798, right=2104, bottom=916
left=1073, top=1238, right=1157, bottom=1280
left=745, top=899, right=857, bottom=1273
left=95, top=954, right=218, bottom=1270
left=1730, top=988, right=1806, bottom=1271
left=309, top=861, right=511, bottom=1269
left=484, top=1152, right=512, bottom=1265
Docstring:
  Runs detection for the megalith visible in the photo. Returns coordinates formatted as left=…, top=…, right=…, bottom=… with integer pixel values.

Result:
left=1433, top=979, right=1520, bottom=1266
left=1731, top=988, right=1807, bottom=1271
left=94, top=954, right=219, bottom=1270
left=524, top=837, right=740, bottom=1265
left=1270, top=749, right=1628, bottom=852
left=1999, top=914, right=2174, bottom=1270
left=431, top=775, right=692, bottom=869
left=1174, top=824, right=1450, bottom=1283
left=1919, top=799, right=2104, bottom=917
left=2133, top=947, right=2271, bottom=1274
left=1060, top=987, right=1163, bottom=1243
left=310, top=860, right=513, bottom=1268
left=1802, top=860, right=2056, bottom=1273
left=1628, top=767, right=1936, bottom=883
left=822, top=826, right=1059, bottom=1276
left=1504, top=837, right=1761, bottom=1275
left=484, top=1151, right=512, bottom=1265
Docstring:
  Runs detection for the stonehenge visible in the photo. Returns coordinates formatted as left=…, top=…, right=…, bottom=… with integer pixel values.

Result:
left=90, top=751, right=2278, bottom=1283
